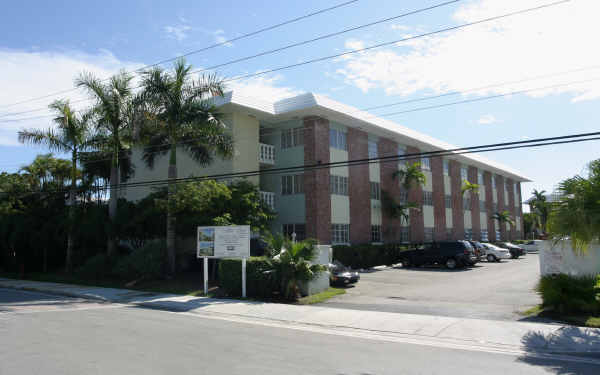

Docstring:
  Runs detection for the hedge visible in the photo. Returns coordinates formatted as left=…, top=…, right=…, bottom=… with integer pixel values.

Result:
left=537, top=274, right=600, bottom=314
left=333, top=244, right=411, bottom=269
left=218, top=257, right=279, bottom=298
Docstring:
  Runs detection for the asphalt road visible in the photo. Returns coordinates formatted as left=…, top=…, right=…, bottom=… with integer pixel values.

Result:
left=1, top=288, right=597, bottom=375
left=323, top=253, right=542, bottom=321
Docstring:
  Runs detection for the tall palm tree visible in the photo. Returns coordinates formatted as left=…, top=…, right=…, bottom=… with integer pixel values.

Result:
left=76, top=71, right=136, bottom=257
left=492, top=210, right=515, bottom=231
left=530, top=189, right=549, bottom=233
left=140, top=59, right=233, bottom=276
left=18, top=100, right=96, bottom=272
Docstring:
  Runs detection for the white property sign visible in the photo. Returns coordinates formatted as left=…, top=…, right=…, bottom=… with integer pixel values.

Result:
left=197, top=225, right=250, bottom=297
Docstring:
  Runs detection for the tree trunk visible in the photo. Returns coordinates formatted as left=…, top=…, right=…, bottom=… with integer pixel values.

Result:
left=107, top=163, right=119, bottom=257
left=166, top=144, right=177, bottom=277
left=66, top=150, right=76, bottom=273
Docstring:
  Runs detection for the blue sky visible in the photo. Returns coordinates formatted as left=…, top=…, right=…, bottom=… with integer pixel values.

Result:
left=1, top=0, right=599, bottom=205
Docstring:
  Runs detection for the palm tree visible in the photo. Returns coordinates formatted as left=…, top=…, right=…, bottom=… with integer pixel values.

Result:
left=393, top=162, right=426, bottom=190
left=492, top=210, right=515, bottom=231
left=75, top=71, right=136, bottom=257
left=461, top=180, right=480, bottom=196
left=530, top=189, right=549, bottom=233
left=381, top=191, right=418, bottom=227
left=139, top=59, right=233, bottom=276
left=18, top=100, right=96, bottom=272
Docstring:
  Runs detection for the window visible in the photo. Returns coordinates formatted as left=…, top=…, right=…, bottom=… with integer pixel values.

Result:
left=282, top=224, right=306, bottom=241
left=443, top=159, right=450, bottom=176
left=445, top=195, right=452, bottom=209
left=492, top=175, right=497, bottom=189
left=329, top=129, right=347, bottom=150
left=421, top=157, right=431, bottom=171
left=514, top=183, right=519, bottom=199
left=479, top=199, right=486, bottom=212
left=281, top=174, right=304, bottom=195
left=495, top=230, right=501, bottom=241
left=371, top=225, right=382, bottom=243
left=464, top=228, right=473, bottom=240
left=399, top=188, right=408, bottom=204
left=460, top=166, right=468, bottom=181
left=481, top=230, right=489, bottom=242
left=398, top=145, right=406, bottom=165
left=370, top=182, right=380, bottom=200
left=424, top=227, right=434, bottom=242
left=400, top=227, right=410, bottom=243
left=331, top=224, right=349, bottom=244
left=478, top=171, right=484, bottom=186
left=330, top=175, right=349, bottom=196
left=423, top=191, right=433, bottom=206
left=463, top=197, right=471, bottom=211
left=281, top=127, right=304, bottom=149
left=368, top=140, right=378, bottom=159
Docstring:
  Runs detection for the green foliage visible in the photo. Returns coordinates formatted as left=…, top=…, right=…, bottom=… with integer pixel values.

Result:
left=75, top=253, right=113, bottom=280
left=113, top=241, right=166, bottom=280
left=218, top=257, right=279, bottom=298
left=461, top=180, right=480, bottom=196
left=333, top=244, right=410, bottom=269
left=393, top=162, right=426, bottom=190
left=275, top=239, right=325, bottom=300
left=381, top=191, right=417, bottom=226
left=537, top=274, right=600, bottom=314
left=529, top=189, right=549, bottom=233
left=492, top=210, right=515, bottom=226
left=548, top=159, right=600, bottom=253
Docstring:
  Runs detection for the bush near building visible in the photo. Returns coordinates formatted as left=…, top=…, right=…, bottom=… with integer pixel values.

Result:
left=537, top=274, right=600, bottom=315
left=218, top=257, right=279, bottom=298
left=332, top=243, right=411, bottom=269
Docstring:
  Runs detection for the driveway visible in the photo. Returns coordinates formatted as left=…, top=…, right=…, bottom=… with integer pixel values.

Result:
left=322, top=253, right=542, bottom=321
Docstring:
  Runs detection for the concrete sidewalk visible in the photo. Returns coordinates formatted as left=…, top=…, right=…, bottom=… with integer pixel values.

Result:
left=2, top=277, right=599, bottom=358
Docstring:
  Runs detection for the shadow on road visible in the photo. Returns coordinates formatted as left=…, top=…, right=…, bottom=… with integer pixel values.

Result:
left=126, top=295, right=262, bottom=313
left=517, top=327, right=600, bottom=374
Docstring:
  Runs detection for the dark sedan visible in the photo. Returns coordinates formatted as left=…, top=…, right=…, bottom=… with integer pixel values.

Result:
left=329, top=261, right=360, bottom=286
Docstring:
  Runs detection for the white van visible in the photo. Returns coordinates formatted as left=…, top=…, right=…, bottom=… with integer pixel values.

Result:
left=521, top=240, right=543, bottom=253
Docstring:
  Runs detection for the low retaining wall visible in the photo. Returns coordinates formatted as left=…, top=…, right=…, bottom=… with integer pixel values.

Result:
left=539, top=240, right=600, bottom=276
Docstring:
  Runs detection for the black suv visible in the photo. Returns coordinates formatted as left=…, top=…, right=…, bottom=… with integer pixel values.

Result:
left=400, top=241, right=478, bottom=269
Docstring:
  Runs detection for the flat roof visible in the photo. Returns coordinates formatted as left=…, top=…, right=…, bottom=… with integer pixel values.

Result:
left=213, top=91, right=531, bottom=182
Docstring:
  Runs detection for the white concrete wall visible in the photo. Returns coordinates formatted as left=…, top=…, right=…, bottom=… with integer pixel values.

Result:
left=464, top=211, right=472, bottom=230
left=446, top=208, right=453, bottom=228
left=539, top=240, right=600, bottom=277
left=480, top=213, right=487, bottom=229
left=423, top=171, right=432, bottom=192
left=423, top=206, right=434, bottom=227
left=331, top=195, right=350, bottom=224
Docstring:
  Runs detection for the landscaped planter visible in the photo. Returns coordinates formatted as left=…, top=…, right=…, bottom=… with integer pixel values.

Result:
left=539, top=240, right=600, bottom=276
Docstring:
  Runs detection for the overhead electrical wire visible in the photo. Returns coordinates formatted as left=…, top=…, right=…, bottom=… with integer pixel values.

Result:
left=0, top=0, right=360, bottom=110
left=4, top=130, right=599, bottom=196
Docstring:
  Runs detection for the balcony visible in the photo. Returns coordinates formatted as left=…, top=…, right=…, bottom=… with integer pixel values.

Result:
left=260, top=191, right=276, bottom=211
left=259, top=143, right=275, bottom=166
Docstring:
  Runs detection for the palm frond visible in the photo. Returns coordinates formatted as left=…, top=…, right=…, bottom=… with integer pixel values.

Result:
left=17, top=128, right=70, bottom=153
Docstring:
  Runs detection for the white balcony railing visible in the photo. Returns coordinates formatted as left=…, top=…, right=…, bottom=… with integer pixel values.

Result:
left=260, top=191, right=276, bottom=211
left=259, top=143, right=275, bottom=165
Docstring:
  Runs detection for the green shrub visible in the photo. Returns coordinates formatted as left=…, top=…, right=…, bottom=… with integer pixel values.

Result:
left=218, top=257, right=279, bottom=298
left=537, top=274, right=600, bottom=314
left=75, top=253, right=112, bottom=280
left=113, top=241, right=165, bottom=280
left=333, top=244, right=410, bottom=269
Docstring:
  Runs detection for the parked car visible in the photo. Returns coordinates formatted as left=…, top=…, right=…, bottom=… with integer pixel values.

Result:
left=521, top=240, right=543, bottom=253
left=496, top=242, right=525, bottom=259
left=468, top=241, right=486, bottom=262
left=480, top=243, right=511, bottom=262
left=400, top=241, right=477, bottom=269
left=328, top=260, right=360, bottom=286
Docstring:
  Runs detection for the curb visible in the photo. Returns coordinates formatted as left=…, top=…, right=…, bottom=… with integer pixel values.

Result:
left=0, top=281, right=111, bottom=303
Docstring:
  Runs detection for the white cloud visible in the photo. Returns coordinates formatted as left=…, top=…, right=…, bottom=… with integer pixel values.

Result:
left=335, top=0, right=600, bottom=102
left=164, top=24, right=192, bottom=41
left=226, top=74, right=302, bottom=101
left=0, top=49, right=144, bottom=146
left=477, top=114, right=498, bottom=125
left=213, top=29, right=233, bottom=47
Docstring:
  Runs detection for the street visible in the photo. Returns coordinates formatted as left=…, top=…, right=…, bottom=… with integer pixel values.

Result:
left=323, top=253, right=542, bottom=321
left=1, top=287, right=598, bottom=374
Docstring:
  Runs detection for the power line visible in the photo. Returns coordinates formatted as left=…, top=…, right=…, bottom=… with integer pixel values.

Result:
left=0, top=0, right=459, bottom=120
left=0, top=0, right=360, bottom=110
left=0, top=0, right=570, bottom=120
left=6, top=130, right=598, bottom=195
left=220, top=0, right=572, bottom=83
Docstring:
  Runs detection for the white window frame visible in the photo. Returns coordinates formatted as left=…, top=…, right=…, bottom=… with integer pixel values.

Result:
left=371, top=225, right=382, bottom=243
left=331, top=224, right=349, bottom=244
left=329, top=129, right=347, bottom=151
left=330, top=175, right=349, bottom=196
left=281, top=174, right=304, bottom=195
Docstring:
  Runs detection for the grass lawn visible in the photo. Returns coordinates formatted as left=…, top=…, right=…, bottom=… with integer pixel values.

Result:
left=296, top=287, right=346, bottom=305
left=520, top=304, right=600, bottom=328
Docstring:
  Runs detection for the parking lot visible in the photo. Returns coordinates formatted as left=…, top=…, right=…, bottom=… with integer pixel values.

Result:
left=322, top=253, right=542, bottom=321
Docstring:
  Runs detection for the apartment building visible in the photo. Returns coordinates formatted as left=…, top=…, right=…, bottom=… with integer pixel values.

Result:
left=124, top=91, right=529, bottom=245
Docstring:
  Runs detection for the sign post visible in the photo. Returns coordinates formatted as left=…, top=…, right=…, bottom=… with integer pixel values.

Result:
left=197, top=225, right=250, bottom=297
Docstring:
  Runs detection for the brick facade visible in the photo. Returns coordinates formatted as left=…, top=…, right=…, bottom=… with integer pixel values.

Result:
left=484, top=171, right=496, bottom=241
left=378, top=138, right=401, bottom=242
left=468, top=166, right=481, bottom=240
left=496, top=175, right=506, bottom=241
left=303, top=117, right=331, bottom=244
left=506, top=178, right=516, bottom=241
left=431, top=156, right=446, bottom=241
left=518, top=182, right=524, bottom=236
left=450, top=160, right=464, bottom=239
left=347, top=128, right=371, bottom=244
left=406, top=146, right=424, bottom=243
